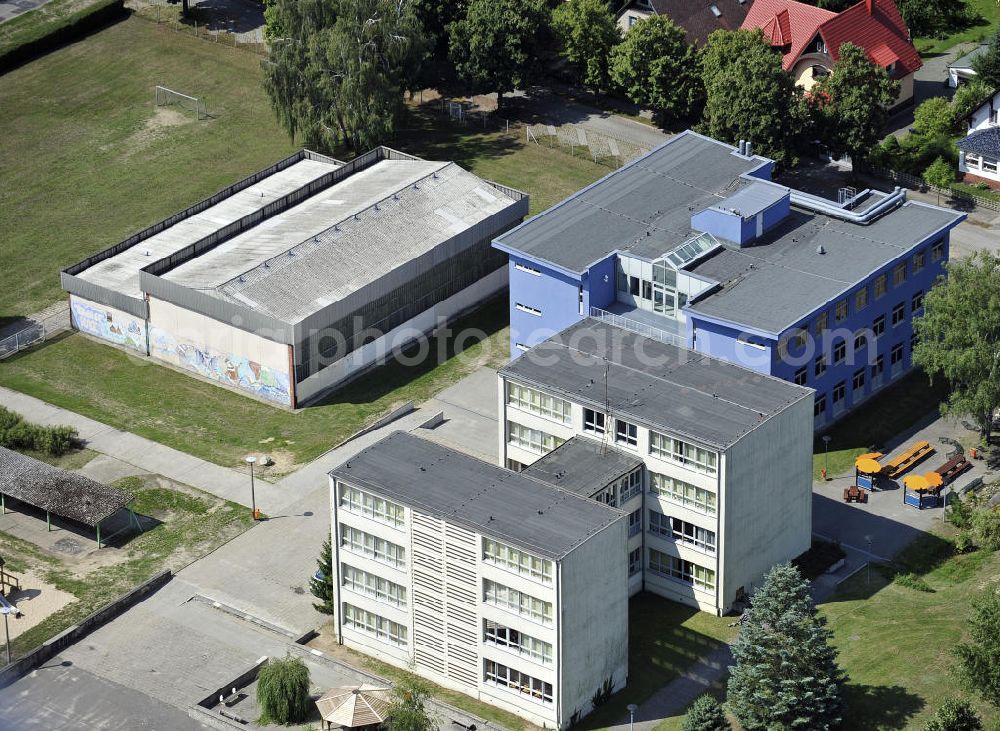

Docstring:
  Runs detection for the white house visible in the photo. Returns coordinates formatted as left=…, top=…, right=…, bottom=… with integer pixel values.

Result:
left=958, top=88, right=1000, bottom=187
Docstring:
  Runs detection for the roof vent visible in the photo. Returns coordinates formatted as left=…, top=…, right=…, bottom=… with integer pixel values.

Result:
left=263, top=261, right=270, bottom=268
left=817, top=245, right=826, bottom=255
left=710, top=4, right=721, bottom=17
left=374, top=202, right=380, bottom=211
left=419, top=466, right=426, bottom=471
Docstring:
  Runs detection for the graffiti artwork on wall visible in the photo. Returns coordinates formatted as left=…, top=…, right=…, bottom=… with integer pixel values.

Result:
left=70, top=297, right=147, bottom=353
left=148, top=326, right=291, bottom=405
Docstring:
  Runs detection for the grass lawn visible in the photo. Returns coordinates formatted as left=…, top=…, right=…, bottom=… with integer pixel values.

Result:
left=0, top=0, right=111, bottom=59
left=914, top=0, right=1000, bottom=56
left=812, top=369, right=950, bottom=481
left=0, top=473, right=254, bottom=660
left=578, top=593, right=736, bottom=730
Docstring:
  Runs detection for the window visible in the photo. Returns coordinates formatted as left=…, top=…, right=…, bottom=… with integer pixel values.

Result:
left=483, top=579, right=552, bottom=624
left=340, top=525, right=405, bottom=568
left=629, top=276, right=640, bottom=297
left=874, top=274, right=888, bottom=299
left=893, top=262, right=906, bottom=287
left=872, top=355, right=885, bottom=387
left=507, top=458, right=525, bottom=472
left=507, top=421, right=564, bottom=455
left=833, top=339, right=846, bottom=364
left=484, top=620, right=552, bottom=664
left=649, top=472, right=717, bottom=514
left=615, top=419, right=638, bottom=448
left=815, top=355, right=827, bottom=378
left=835, top=299, right=848, bottom=323
left=985, top=157, right=999, bottom=173
left=873, top=315, right=885, bottom=337
left=340, top=485, right=405, bottom=528
left=913, top=250, right=925, bottom=274
left=853, top=367, right=866, bottom=392
left=506, top=382, right=572, bottom=424
left=619, top=469, right=643, bottom=503
left=967, top=152, right=982, bottom=170
left=515, top=303, right=541, bottom=316
left=911, top=332, right=919, bottom=353
left=642, top=280, right=653, bottom=300
left=484, top=660, right=553, bottom=704
left=628, top=547, right=642, bottom=576
left=792, top=329, right=808, bottom=350
left=833, top=381, right=846, bottom=405
left=814, top=395, right=827, bottom=418
left=649, top=511, right=716, bottom=553
left=912, top=290, right=924, bottom=312
left=648, top=549, right=715, bottom=591
left=583, top=408, right=606, bottom=436
left=342, top=565, right=407, bottom=607
left=628, top=508, right=642, bottom=537
left=815, top=311, right=828, bottom=335
left=794, top=367, right=807, bottom=386
left=514, top=262, right=540, bottom=276
left=483, top=538, right=553, bottom=584
left=649, top=431, right=718, bottom=475
left=343, top=603, right=408, bottom=646
left=932, top=239, right=944, bottom=262
left=855, top=287, right=868, bottom=312
left=854, top=331, right=867, bottom=352
left=892, top=302, right=906, bottom=327
left=891, top=342, right=904, bottom=365
left=594, top=484, right=617, bottom=507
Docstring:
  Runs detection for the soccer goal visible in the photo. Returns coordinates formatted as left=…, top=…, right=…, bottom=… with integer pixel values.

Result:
left=154, top=85, right=208, bottom=120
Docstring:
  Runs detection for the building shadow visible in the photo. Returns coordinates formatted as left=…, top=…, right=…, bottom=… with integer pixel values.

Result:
left=841, top=683, right=925, bottom=729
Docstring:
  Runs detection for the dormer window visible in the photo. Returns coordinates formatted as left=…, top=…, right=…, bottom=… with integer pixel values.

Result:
left=815, top=37, right=826, bottom=54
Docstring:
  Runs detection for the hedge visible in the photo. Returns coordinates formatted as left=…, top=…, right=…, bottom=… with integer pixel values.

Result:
left=0, top=406, right=78, bottom=456
left=0, top=0, right=127, bottom=73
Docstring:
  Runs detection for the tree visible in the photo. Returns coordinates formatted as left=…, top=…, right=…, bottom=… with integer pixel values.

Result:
left=913, top=251, right=1000, bottom=440
left=914, top=97, right=957, bottom=138
left=609, top=16, right=701, bottom=126
left=699, top=29, right=807, bottom=166
left=386, top=676, right=435, bottom=731
left=412, top=0, right=466, bottom=73
left=953, top=78, right=993, bottom=123
left=310, top=538, right=334, bottom=614
left=973, top=32, right=1000, bottom=89
left=923, top=156, right=955, bottom=205
left=682, top=694, right=730, bottom=731
left=955, top=588, right=1000, bottom=708
left=896, top=0, right=972, bottom=39
left=813, top=43, right=899, bottom=169
left=972, top=509, right=1000, bottom=551
left=553, top=0, right=620, bottom=95
left=257, top=655, right=311, bottom=724
left=449, top=0, right=551, bottom=105
left=924, top=698, right=983, bottom=731
left=727, top=563, right=845, bottom=731
left=262, top=0, right=428, bottom=152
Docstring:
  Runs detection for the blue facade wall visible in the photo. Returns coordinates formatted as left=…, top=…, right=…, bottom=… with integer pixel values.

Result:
left=507, top=255, right=583, bottom=357
left=691, top=208, right=744, bottom=244
left=587, top=256, right=617, bottom=311
left=762, top=197, right=791, bottom=229
left=690, top=318, right=775, bottom=374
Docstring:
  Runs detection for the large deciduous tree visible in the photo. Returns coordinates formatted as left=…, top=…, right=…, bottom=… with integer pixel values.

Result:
left=813, top=43, right=899, bottom=168
left=955, top=588, right=1000, bottom=709
left=263, top=0, right=428, bottom=152
left=699, top=29, right=807, bottom=166
left=913, top=251, right=1000, bottom=440
left=727, top=563, right=845, bottom=731
left=553, top=0, right=620, bottom=95
left=973, top=32, right=1000, bottom=89
left=609, top=15, right=701, bottom=126
left=448, top=0, right=551, bottom=105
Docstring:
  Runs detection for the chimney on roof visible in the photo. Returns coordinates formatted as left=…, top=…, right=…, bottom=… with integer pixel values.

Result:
left=866, top=0, right=873, bottom=14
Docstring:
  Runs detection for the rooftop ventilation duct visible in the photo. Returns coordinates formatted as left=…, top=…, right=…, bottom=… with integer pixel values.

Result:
left=790, top=186, right=906, bottom=225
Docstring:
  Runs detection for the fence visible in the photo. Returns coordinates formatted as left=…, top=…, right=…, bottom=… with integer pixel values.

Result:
left=0, top=324, right=44, bottom=360
left=526, top=122, right=651, bottom=168
left=590, top=307, right=684, bottom=347
left=867, top=165, right=1000, bottom=213
left=127, top=0, right=268, bottom=56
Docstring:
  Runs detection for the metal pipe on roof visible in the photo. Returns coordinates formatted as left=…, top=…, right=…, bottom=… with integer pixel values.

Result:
left=789, top=186, right=906, bottom=225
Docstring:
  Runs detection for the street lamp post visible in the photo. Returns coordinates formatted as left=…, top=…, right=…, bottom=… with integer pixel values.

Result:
left=627, top=703, right=638, bottom=731
left=245, top=456, right=258, bottom=521
left=865, top=535, right=873, bottom=585
left=822, top=435, right=832, bottom=480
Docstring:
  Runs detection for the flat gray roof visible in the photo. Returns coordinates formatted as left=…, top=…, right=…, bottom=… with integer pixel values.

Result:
left=329, top=432, right=623, bottom=560
left=494, top=131, right=768, bottom=273
left=686, top=200, right=962, bottom=334
left=500, top=319, right=812, bottom=450
left=524, top=436, right=643, bottom=498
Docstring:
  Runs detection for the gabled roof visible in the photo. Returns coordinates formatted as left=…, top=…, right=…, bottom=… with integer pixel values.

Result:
left=742, top=0, right=921, bottom=78
left=958, top=126, right=1000, bottom=158
left=621, top=0, right=749, bottom=46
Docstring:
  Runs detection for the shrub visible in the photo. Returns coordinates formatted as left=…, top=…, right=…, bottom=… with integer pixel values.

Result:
left=256, top=655, right=311, bottom=725
left=893, top=571, right=935, bottom=593
left=955, top=531, right=974, bottom=554
left=924, top=697, right=983, bottom=730
left=683, top=694, right=731, bottom=731
left=0, top=407, right=78, bottom=456
left=972, top=509, right=1000, bottom=552
left=948, top=493, right=974, bottom=530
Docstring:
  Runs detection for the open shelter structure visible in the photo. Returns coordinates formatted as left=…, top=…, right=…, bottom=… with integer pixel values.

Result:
left=315, top=685, right=392, bottom=731
left=0, top=447, right=139, bottom=548
left=903, top=472, right=944, bottom=509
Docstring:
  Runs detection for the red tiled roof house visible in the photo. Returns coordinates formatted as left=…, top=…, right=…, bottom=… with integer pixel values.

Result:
left=741, top=0, right=922, bottom=109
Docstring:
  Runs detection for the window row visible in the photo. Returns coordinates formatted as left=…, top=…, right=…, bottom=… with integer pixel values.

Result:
left=506, top=381, right=572, bottom=425
left=484, top=660, right=553, bottom=704
left=649, top=430, right=718, bottom=475
left=340, top=524, right=406, bottom=568
left=341, top=564, right=407, bottom=607
left=483, top=579, right=553, bottom=625
left=342, top=603, right=408, bottom=647
left=483, top=538, right=553, bottom=584
left=507, top=421, right=565, bottom=455
left=965, top=152, right=999, bottom=175
left=814, top=343, right=908, bottom=418
left=340, top=485, right=405, bottom=528
left=648, top=511, right=717, bottom=553
left=648, top=549, right=716, bottom=592
left=649, top=472, right=717, bottom=514
left=484, top=620, right=552, bottom=664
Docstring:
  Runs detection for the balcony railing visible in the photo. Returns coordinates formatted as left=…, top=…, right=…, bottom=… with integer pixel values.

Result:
left=590, top=307, right=685, bottom=347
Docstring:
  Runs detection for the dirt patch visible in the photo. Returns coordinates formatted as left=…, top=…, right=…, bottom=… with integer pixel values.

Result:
left=4, top=570, right=75, bottom=640
left=114, top=106, right=194, bottom=157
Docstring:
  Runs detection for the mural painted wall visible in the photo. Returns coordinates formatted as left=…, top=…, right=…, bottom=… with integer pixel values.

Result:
left=148, top=325, right=291, bottom=405
left=70, top=296, right=147, bottom=354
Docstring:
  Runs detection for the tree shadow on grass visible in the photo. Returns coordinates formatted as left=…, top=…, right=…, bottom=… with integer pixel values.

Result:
left=391, top=105, right=524, bottom=171
left=842, top=683, right=925, bottom=730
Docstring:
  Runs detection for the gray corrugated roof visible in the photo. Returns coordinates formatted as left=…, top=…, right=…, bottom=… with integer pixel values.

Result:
left=500, top=319, right=812, bottom=450
left=494, top=131, right=767, bottom=272
left=524, top=436, right=643, bottom=498
left=958, top=127, right=1000, bottom=157
left=686, top=201, right=962, bottom=334
left=329, top=432, right=623, bottom=560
